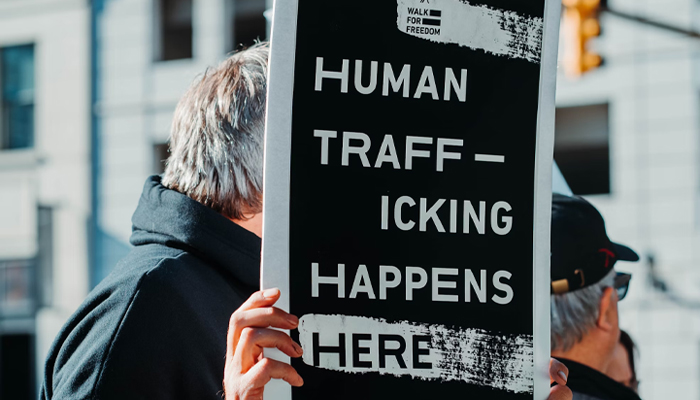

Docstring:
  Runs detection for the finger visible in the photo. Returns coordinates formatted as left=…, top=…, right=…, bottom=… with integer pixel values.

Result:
left=227, top=289, right=284, bottom=358
left=237, top=307, right=299, bottom=330
left=548, top=384, right=573, bottom=400
left=244, top=357, right=304, bottom=389
left=549, top=359, right=569, bottom=386
left=235, top=327, right=303, bottom=371
left=239, top=288, right=282, bottom=312
left=228, top=307, right=300, bottom=357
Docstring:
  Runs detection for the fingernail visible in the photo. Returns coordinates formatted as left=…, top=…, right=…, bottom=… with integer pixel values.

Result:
left=558, top=371, right=567, bottom=383
left=287, top=314, right=299, bottom=326
left=293, top=341, right=303, bottom=355
left=262, top=288, right=280, bottom=299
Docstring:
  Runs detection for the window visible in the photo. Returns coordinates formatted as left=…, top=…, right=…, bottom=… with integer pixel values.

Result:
left=0, top=44, right=35, bottom=150
left=554, top=103, right=610, bottom=195
left=156, top=0, right=193, bottom=61
left=0, top=260, right=34, bottom=317
left=229, top=0, right=267, bottom=51
left=37, top=206, right=53, bottom=307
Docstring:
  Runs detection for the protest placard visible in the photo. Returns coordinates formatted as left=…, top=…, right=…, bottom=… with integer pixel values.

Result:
left=262, top=0, right=560, bottom=398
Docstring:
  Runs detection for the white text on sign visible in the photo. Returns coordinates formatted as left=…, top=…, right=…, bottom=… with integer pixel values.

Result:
left=313, top=130, right=464, bottom=172
left=381, top=196, right=513, bottom=235
left=315, top=57, right=467, bottom=102
left=311, top=263, right=514, bottom=305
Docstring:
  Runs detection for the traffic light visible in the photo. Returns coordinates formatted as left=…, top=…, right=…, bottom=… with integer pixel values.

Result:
left=562, top=0, right=603, bottom=77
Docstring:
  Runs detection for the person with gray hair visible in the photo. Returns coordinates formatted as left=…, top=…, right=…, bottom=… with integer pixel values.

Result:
left=550, top=193, right=642, bottom=400
left=162, top=42, right=267, bottom=222
left=40, top=43, right=297, bottom=400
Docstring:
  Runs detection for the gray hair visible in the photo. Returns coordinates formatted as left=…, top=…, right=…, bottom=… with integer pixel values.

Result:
left=551, top=269, right=616, bottom=352
left=162, top=42, right=269, bottom=220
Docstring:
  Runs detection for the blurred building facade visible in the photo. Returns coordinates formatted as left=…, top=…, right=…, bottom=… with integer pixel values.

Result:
left=0, top=1, right=91, bottom=398
left=0, top=0, right=269, bottom=398
left=555, top=0, right=700, bottom=398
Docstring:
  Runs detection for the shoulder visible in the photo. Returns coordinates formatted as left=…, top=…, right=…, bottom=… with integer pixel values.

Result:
left=43, top=249, right=186, bottom=392
left=88, top=253, right=249, bottom=399
left=45, top=245, right=254, bottom=399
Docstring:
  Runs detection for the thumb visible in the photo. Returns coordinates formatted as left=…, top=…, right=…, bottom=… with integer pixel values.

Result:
left=548, top=384, right=573, bottom=400
left=549, top=358, right=569, bottom=386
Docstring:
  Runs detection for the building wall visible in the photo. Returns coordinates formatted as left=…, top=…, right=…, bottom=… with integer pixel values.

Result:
left=0, top=0, right=91, bottom=396
left=0, top=0, right=270, bottom=392
left=556, top=0, right=700, bottom=398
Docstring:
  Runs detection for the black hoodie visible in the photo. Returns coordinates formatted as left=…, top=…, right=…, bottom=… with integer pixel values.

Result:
left=41, top=176, right=261, bottom=400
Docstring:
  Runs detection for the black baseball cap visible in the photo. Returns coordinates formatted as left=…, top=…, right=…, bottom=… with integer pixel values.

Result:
left=551, top=193, right=639, bottom=295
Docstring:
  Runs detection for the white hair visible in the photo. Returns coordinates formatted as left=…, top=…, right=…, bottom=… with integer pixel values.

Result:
left=162, top=42, right=269, bottom=220
left=551, top=269, right=616, bottom=351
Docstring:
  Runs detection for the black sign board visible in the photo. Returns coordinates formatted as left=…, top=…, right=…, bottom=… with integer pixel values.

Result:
left=261, top=0, right=560, bottom=398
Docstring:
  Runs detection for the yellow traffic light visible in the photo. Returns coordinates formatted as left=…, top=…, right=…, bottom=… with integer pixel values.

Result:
left=562, top=0, right=603, bottom=77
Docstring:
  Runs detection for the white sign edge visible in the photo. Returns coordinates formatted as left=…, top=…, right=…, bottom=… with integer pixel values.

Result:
left=261, top=0, right=299, bottom=398
left=533, top=0, right=562, bottom=398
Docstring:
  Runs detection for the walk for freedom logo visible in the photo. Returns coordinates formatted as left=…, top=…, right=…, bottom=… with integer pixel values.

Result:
left=404, top=7, right=442, bottom=36
left=397, top=0, right=544, bottom=63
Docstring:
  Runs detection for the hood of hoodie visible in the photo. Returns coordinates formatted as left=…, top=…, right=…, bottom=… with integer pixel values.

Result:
left=129, top=175, right=261, bottom=289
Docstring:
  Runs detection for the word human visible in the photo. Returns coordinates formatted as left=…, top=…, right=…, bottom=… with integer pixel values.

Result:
left=315, top=57, right=467, bottom=101
left=311, top=263, right=514, bottom=305
left=313, top=130, right=463, bottom=172
left=382, top=196, right=513, bottom=235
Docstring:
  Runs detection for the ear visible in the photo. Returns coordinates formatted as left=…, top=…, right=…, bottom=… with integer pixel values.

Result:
left=597, top=286, right=617, bottom=331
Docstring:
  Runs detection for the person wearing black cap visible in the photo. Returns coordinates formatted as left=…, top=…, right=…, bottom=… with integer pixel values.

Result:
left=550, top=193, right=642, bottom=400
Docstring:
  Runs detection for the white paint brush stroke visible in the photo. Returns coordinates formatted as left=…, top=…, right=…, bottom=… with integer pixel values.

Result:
left=298, top=314, right=534, bottom=394
left=397, top=0, right=543, bottom=63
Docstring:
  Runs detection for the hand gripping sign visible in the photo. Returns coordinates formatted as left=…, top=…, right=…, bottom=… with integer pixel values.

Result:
left=261, top=0, right=561, bottom=399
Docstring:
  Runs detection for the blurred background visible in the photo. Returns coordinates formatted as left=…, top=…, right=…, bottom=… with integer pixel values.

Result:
left=0, top=0, right=696, bottom=399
